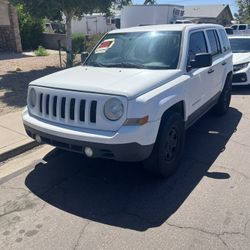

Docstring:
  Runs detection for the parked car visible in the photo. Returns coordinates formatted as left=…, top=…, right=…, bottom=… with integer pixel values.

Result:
left=23, top=24, right=233, bottom=177
left=231, top=24, right=250, bottom=35
left=229, top=35, right=250, bottom=85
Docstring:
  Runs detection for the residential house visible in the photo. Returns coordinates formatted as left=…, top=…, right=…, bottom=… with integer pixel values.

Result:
left=184, top=4, right=233, bottom=26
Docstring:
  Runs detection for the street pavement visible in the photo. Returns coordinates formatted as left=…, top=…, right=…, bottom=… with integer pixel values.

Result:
left=0, top=86, right=250, bottom=250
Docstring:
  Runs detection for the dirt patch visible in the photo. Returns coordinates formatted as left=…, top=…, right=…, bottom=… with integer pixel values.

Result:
left=0, top=54, right=66, bottom=116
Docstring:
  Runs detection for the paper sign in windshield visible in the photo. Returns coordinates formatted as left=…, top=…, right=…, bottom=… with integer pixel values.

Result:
left=95, top=39, right=115, bottom=54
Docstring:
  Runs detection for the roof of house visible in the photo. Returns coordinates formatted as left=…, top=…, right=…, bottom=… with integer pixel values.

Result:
left=184, top=4, right=233, bottom=19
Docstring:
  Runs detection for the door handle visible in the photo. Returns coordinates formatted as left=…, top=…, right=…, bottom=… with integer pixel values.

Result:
left=208, top=68, right=215, bottom=74
left=222, top=61, right=227, bottom=66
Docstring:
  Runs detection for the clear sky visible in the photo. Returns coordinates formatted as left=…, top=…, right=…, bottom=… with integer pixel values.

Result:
left=133, top=0, right=238, bottom=15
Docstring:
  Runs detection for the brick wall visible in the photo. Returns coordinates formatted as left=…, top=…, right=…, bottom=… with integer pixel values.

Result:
left=0, top=2, right=22, bottom=52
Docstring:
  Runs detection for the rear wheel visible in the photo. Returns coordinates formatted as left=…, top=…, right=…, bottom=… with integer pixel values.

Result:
left=143, top=112, right=185, bottom=178
left=213, top=76, right=232, bottom=115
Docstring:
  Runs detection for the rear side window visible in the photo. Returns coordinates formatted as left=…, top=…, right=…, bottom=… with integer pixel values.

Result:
left=239, top=25, right=246, bottom=30
left=188, top=31, right=208, bottom=62
left=207, top=30, right=221, bottom=57
left=218, top=29, right=231, bottom=52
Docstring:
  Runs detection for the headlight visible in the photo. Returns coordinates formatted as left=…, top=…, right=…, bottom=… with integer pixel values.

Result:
left=104, top=98, right=124, bottom=121
left=233, top=62, right=249, bottom=72
left=29, top=88, right=36, bottom=107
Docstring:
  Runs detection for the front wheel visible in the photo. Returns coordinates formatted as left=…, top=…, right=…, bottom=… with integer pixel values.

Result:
left=213, top=76, right=232, bottom=115
left=143, top=112, right=185, bottom=178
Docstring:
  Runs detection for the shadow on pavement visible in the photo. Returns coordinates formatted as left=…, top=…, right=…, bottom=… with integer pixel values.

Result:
left=25, top=107, right=242, bottom=231
left=0, top=52, right=33, bottom=60
left=232, top=85, right=250, bottom=95
left=0, top=67, right=59, bottom=109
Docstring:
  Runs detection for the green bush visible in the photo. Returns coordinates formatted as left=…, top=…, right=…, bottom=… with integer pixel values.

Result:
left=16, top=4, right=44, bottom=50
left=34, top=46, right=49, bottom=56
left=85, top=33, right=104, bottom=52
left=72, top=32, right=85, bottom=54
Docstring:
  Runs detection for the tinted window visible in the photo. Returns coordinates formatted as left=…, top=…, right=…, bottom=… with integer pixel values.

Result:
left=207, top=30, right=221, bottom=56
left=229, top=38, right=250, bottom=53
left=225, top=28, right=233, bottom=35
left=239, top=25, right=246, bottom=30
left=231, top=25, right=237, bottom=30
left=219, top=29, right=231, bottom=52
left=188, top=31, right=208, bottom=63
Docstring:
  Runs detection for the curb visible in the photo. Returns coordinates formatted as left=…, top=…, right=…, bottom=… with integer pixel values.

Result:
left=0, top=140, right=39, bottom=163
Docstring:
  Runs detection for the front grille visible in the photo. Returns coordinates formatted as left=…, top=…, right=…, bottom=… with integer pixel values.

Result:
left=38, top=93, right=97, bottom=124
left=29, top=86, right=127, bottom=131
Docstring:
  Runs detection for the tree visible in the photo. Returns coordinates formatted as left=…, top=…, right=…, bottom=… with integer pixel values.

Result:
left=11, top=0, right=130, bottom=67
left=143, top=0, right=157, bottom=5
left=236, top=0, right=250, bottom=23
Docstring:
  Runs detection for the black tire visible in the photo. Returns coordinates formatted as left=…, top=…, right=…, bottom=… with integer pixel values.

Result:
left=143, top=112, right=185, bottom=178
left=213, top=75, right=232, bottom=115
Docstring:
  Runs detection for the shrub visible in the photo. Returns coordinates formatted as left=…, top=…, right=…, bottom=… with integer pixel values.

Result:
left=34, top=46, right=49, bottom=56
left=85, top=33, right=104, bottom=52
left=72, top=32, right=85, bottom=54
left=16, top=4, right=44, bottom=50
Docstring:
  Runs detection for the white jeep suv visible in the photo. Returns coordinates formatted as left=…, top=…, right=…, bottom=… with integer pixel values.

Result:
left=23, top=24, right=233, bottom=177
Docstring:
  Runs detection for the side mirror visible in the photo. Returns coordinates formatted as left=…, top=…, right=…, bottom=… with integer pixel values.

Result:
left=189, top=53, right=212, bottom=70
left=81, top=52, right=89, bottom=63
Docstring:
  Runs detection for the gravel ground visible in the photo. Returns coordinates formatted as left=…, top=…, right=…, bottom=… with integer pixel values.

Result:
left=0, top=53, right=67, bottom=116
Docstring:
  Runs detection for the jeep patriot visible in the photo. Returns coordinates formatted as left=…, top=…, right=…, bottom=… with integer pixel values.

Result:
left=23, top=24, right=233, bottom=177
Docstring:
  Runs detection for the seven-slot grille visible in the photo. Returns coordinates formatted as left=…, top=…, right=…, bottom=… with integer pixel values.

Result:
left=38, top=93, right=97, bottom=123
left=29, top=86, right=127, bottom=131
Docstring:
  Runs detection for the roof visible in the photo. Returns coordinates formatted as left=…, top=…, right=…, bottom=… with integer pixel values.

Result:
left=109, top=23, right=223, bottom=34
left=184, top=4, right=232, bottom=19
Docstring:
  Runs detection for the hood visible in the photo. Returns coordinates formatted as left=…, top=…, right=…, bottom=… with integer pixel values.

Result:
left=30, top=66, right=181, bottom=99
left=233, top=53, right=250, bottom=65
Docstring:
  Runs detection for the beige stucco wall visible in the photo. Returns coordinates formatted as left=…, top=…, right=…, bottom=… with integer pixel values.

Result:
left=0, top=2, right=10, bottom=25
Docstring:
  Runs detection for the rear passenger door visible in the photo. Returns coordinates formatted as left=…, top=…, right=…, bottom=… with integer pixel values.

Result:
left=206, top=29, right=224, bottom=95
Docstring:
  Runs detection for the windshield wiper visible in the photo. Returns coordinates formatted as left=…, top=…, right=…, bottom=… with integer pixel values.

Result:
left=85, top=62, right=108, bottom=67
left=104, top=62, right=147, bottom=69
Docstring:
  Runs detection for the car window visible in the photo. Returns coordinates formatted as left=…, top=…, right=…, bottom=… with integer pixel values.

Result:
left=229, top=38, right=250, bottom=53
left=207, top=30, right=221, bottom=57
left=85, top=31, right=182, bottom=70
left=187, top=31, right=208, bottom=64
left=239, top=25, right=246, bottom=30
left=219, top=29, right=231, bottom=52
left=231, top=25, right=237, bottom=30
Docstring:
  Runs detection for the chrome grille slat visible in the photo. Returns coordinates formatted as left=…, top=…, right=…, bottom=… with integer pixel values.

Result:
left=74, top=99, right=80, bottom=123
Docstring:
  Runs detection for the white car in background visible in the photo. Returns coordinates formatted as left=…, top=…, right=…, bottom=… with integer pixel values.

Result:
left=229, top=36, right=250, bottom=85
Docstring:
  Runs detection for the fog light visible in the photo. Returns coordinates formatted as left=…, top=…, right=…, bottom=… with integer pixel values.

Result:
left=84, top=147, right=93, bottom=157
left=35, top=135, right=42, bottom=144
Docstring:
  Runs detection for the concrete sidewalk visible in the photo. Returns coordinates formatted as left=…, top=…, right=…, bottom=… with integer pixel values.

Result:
left=0, top=111, right=38, bottom=162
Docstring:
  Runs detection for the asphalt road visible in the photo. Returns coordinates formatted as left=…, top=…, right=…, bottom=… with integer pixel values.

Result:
left=0, top=86, right=250, bottom=250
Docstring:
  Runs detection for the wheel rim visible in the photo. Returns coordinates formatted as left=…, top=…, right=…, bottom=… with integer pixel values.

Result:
left=163, top=126, right=179, bottom=163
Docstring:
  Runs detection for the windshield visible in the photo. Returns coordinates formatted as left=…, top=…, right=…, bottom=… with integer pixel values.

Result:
left=229, top=38, right=250, bottom=53
left=85, top=31, right=182, bottom=70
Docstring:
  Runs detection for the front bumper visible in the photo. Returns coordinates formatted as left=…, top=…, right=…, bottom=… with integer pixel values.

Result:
left=22, top=109, right=159, bottom=161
